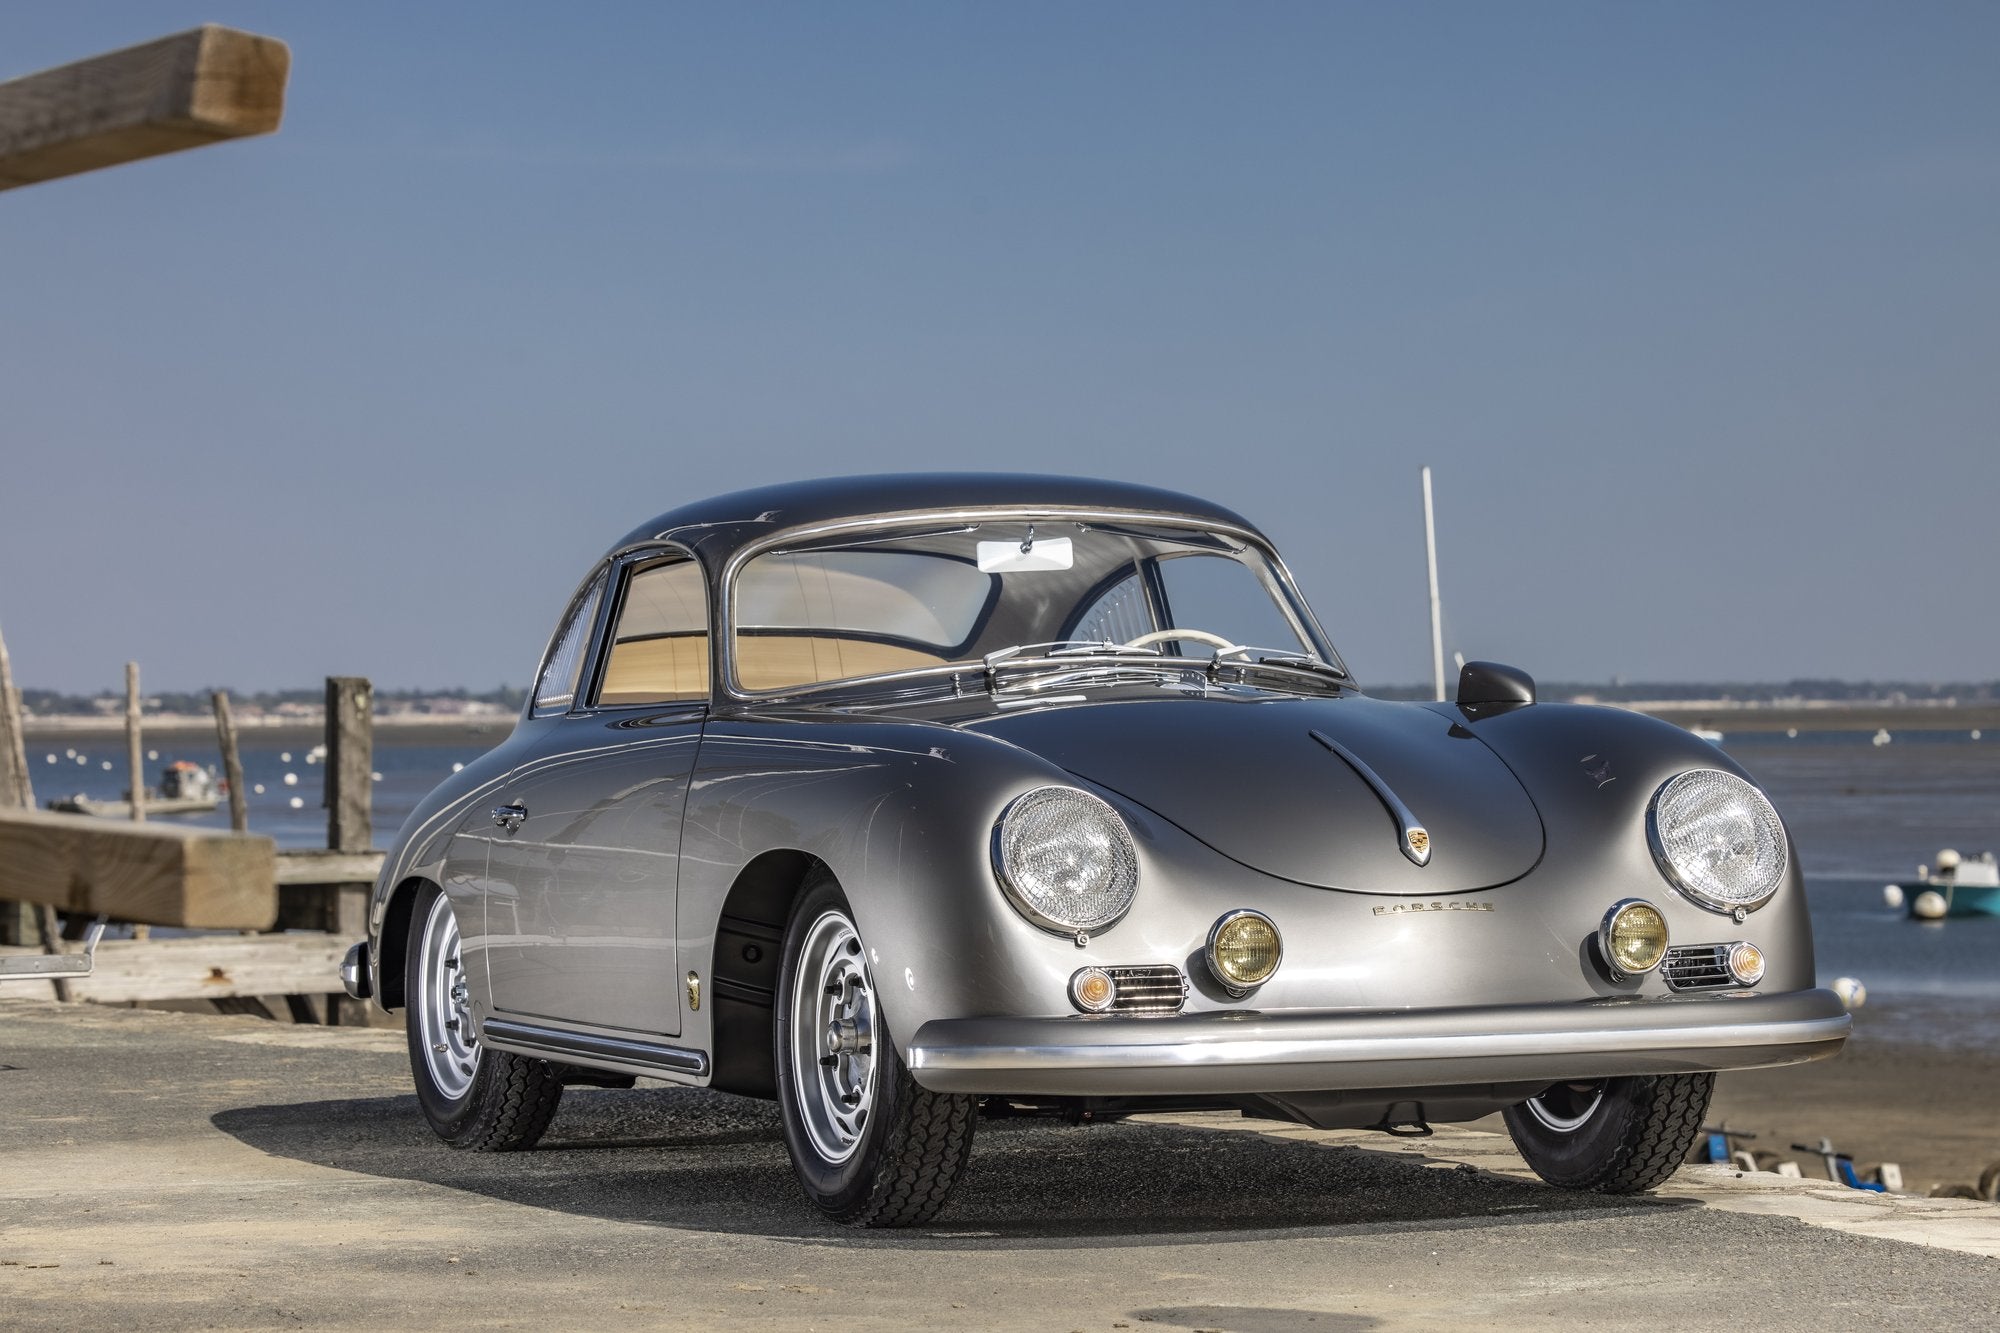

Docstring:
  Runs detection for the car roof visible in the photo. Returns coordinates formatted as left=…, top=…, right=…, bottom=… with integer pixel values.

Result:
left=609, top=472, right=1266, bottom=567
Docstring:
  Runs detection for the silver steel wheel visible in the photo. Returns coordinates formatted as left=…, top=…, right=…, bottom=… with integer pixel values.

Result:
left=415, top=891, right=480, bottom=1101
left=787, top=907, right=878, bottom=1165
left=1525, top=1080, right=1607, bottom=1133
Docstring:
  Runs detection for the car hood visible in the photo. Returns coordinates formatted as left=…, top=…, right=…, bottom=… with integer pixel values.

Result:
left=968, top=694, right=1544, bottom=894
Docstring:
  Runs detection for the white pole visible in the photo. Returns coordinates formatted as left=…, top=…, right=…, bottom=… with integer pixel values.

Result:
left=1422, top=466, right=1445, bottom=701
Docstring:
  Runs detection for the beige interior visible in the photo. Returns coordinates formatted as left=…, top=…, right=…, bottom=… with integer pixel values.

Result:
left=736, top=635, right=946, bottom=692
left=597, top=633, right=949, bottom=703
left=598, top=635, right=709, bottom=704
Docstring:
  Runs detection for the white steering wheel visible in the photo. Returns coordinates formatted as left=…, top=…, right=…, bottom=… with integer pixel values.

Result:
left=1120, top=628, right=1239, bottom=653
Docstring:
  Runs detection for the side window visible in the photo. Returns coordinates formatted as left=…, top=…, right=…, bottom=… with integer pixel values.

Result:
left=596, top=556, right=710, bottom=705
left=533, top=569, right=608, bottom=712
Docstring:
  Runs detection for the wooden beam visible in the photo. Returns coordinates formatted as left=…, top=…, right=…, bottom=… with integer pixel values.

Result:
left=0, top=808, right=276, bottom=930
left=0, top=25, right=289, bottom=192
left=275, top=848, right=384, bottom=886
left=0, top=933, right=347, bottom=1003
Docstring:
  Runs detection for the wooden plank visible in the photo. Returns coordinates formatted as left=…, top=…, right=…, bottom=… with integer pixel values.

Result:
left=0, top=25, right=289, bottom=192
left=275, top=848, right=384, bottom=886
left=0, top=933, right=346, bottom=1003
left=325, top=677, right=372, bottom=853
left=0, top=808, right=276, bottom=929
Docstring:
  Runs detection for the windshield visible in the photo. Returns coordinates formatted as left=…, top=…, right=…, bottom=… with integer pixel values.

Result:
left=729, top=517, right=1333, bottom=694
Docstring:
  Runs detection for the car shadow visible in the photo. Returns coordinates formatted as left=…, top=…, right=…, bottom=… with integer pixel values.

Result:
left=210, top=1085, right=1687, bottom=1249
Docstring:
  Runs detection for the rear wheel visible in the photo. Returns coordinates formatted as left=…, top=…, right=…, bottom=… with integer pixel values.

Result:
left=774, top=873, right=977, bottom=1226
left=1503, top=1073, right=1713, bottom=1194
left=406, top=885, right=564, bottom=1151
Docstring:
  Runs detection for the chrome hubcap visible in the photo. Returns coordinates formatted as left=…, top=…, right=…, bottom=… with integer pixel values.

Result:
left=417, top=894, right=480, bottom=1100
left=1525, top=1080, right=1606, bottom=1133
left=789, top=909, right=877, bottom=1164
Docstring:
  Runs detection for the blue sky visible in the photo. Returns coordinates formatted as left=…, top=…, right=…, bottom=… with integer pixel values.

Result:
left=3, top=4, right=1996, bottom=692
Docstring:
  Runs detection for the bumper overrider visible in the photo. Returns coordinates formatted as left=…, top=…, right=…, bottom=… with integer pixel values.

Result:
left=340, top=942, right=372, bottom=1001
left=906, top=987, right=1850, bottom=1096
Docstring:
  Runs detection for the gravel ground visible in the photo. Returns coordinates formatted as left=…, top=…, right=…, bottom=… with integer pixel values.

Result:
left=3, top=998, right=1998, bottom=1331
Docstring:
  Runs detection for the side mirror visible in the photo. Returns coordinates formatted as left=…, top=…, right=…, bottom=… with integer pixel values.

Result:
left=1458, top=660, right=1535, bottom=709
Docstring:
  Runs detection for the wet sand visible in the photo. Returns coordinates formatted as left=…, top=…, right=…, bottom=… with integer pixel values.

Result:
left=1704, top=996, right=2000, bottom=1195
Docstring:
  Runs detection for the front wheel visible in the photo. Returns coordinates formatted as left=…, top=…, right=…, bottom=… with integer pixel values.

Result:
left=774, top=874, right=977, bottom=1226
left=1502, top=1073, right=1713, bottom=1194
left=406, top=885, right=564, bottom=1151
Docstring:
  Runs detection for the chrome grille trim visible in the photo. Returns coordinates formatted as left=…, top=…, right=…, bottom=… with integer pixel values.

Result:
left=1107, top=964, right=1188, bottom=1014
left=1662, top=943, right=1733, bottom=991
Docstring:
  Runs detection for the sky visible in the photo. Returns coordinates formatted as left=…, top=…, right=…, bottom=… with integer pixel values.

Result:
left=3, top=3, right=1997, bottom=694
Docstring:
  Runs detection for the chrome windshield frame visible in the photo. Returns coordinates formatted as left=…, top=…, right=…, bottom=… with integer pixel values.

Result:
left=711, top=506, right=1343, bottom=706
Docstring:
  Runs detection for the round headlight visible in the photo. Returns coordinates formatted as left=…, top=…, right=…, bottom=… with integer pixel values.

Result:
left=1207, top=910, right=1282, bottom=994
left=993, top=786, right=1139, bottom=934
left=1600, top=899, right=1668, bottom=977
left=1648, top=770, right=1788, bottom=914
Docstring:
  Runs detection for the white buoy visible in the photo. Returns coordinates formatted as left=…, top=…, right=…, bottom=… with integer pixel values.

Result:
left=100, top=760, right=112, bottom=770
left=1872, top=728, right=1892, bottom=747
left=44, top=754, right=55, bottom=764
left=64, top=748, right=75, bottom=759
left=370, top=771, right=383, bottom=782
left=75, top=754, right=87, bottom=765
left=452, top=762, right=464, bottom=772
left=305, top=753, right=318, bottom=765
left=1786, top=727, right=1798, bottom=739
left=146, top=749, right=158, bottom=762
left=1937, top=848, right=1963, bottom=872
left=1912, top=891, right=1948, bottom=921
left=1831, top=976, right=1868, bottom=1008
left=1974, top=729, right=1984, bottom=741
left=282, top=772, right=298, bottom=787
left=288, top=796, right=304, bottom=809
left=280, top=751, right=292, bottom=763
left=1883, top=884, right=1905, bottom=909
left=253, top=783, right=265, bottom=795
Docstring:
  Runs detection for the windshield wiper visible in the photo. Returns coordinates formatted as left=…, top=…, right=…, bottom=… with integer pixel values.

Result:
left=982, top=641, right=1161, bottom=667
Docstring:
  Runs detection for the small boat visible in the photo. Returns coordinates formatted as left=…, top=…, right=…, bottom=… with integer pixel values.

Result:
left=1884, top=849, right=2000, bottom=919
left=1690, top=726, right=1725, bottom=745
left=47, top=761, right=223, bottom=818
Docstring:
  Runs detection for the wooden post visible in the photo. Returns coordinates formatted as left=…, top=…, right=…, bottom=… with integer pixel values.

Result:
left=316, top=677, right=373, bottom=1024
left=325, top=677, right=372, bottom=853
left=0, top=26, right=289, bottom=192
left=125, top=661, right=146, bottom=823
left=211, top=690, right=248, bottom=833
left=0, top=620, right=40, bottom=948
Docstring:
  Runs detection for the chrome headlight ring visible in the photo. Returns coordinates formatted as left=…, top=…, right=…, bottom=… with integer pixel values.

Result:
left=992, top=785, right=1139, bottom=936
left=1647, top=769, right=1789, bottom=916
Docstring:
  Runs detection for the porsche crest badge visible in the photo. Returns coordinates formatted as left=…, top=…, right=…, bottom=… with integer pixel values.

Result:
left=1405, top=827, right=1431, bottom=865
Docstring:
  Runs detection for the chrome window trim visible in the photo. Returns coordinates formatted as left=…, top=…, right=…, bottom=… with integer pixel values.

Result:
left=530, top=563, right=613, bottom=719
left=575, top=541, right=711, bottom=714
left=702, top=506, right=1343, bottom=704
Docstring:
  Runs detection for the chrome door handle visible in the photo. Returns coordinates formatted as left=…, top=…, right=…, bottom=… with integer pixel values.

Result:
left=492, top=803, right=527, bottom=831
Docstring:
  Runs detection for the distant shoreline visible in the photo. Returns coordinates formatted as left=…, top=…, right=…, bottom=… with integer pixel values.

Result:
left=20, top=700, right=1999, bottom=741
left=22, top=713, right=514, bottom=746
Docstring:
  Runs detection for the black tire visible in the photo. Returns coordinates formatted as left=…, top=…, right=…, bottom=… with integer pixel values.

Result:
left=1502, top=1073, right=1713, bottom=1194
left=774, top=872, right=977, bottom=1226
left=405, top=884, right=564, bottom=1151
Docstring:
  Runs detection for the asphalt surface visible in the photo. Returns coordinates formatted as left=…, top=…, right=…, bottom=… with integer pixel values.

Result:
left=3, top=998, right=1998, bottom=1331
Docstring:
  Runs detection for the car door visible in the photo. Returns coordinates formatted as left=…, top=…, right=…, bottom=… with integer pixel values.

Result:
left=483, top=550, right=710, bottom=1037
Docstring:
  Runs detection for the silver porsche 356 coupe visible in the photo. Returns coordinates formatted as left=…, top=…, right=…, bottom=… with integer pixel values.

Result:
left=341, top=474, right=1848, bottom=1226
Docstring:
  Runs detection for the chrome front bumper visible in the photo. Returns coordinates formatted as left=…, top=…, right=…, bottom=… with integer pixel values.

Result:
left=906, top=988, right=1850, bottom=1096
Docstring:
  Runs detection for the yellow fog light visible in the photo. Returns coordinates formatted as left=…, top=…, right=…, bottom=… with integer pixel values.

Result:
left=1070, top=966, right=1117, bottom=1013
left=1207, top=910, right=1282, bottom=996
left=1599, top=899, right=1669, bottom=978
left=1727, top=941, right=1766, bottom=986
